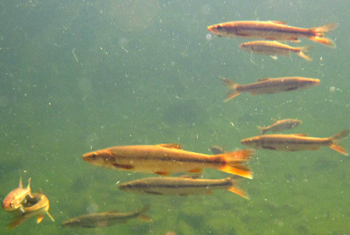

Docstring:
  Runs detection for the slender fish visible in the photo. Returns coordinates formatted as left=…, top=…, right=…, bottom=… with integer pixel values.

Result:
left=119, top=176, right=249, bottom=199
left=241, top=130, right=350, bottom=155
left=222, top=77, right=320, bottom=101
left=2, top=177, right=33, bottom=213
left=7, top=192, right=55, bottom=230
left=83, top=144, right=253, bottom=179
left=240, top=41, right=312, bottom=61
left=258, top=119, right=302, bottom=135
left=61, top=205, right=151, bottom=228
left=208, top=21, right=338, bottom=48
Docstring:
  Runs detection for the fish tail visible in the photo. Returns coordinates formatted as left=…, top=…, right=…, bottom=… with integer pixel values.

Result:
left=298, top=45, right=313, bottom=61
left=310, top=23, right=338, bottom=48
left=257, top=126, right=265, bottom=135
left=228, top=186, right=250, bottom=200
left=329, top=129, right=350, bottom=156
left=137, top=204, right=152, bottom=222
left=7, top=218, right=25, bottom=230
left=227, top=177, right=249, bottom=199
left=27, top=177, right=33, bottom=198
left=222, top=78, right=240, bottom=101
left=312, top=23, right=338, bottom=34
left=218, top=150, right=254, bottom=179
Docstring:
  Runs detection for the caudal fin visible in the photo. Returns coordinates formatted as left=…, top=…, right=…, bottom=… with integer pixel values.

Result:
left=218, top=150, right=254, bottom=179
left=313, top=23, right=338, bottom=33
left=222, top=78, right=241, bottom=101
left=329, top=129, right=350, bottom=156
left=310, top=23, right=338, bottom=48
left=257, top=126, right=266, bottom=135
left=228, top=186, right=250, bottom=200
left=137, top=205, right=152, bottom=222
left=298, top=45, right=313, bottom=61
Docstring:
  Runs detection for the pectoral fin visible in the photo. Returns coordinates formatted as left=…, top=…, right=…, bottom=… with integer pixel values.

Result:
left=113, top=163, right=134, bottom=170
left=47, top=212, right=55, bottom=222
left=158, top=143, right=182, bottom=149
left=36, top=216, right=44, bottom=224
left=188, top=168, right=202, bottom=173
left=154, top=171, right=169, bottom=176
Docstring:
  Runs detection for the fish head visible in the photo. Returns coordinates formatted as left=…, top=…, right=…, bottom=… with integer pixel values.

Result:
left=82, top=149, right=115, bottom=168
left=239, top=42, right=251, bottom=50
left=207, top=23, right=237, bottom=37
left=2, top=196, right=20, bottom=211
left=118, top=182, right=133, bottom=192
left=294, top=119, right=302, bottom=126
left=300, top=79, right=320, bottom=88
left=241, top=137, right=261, bottom=148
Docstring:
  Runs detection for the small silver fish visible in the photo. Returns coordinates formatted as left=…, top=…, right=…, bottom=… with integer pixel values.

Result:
left=241, top=130, right=349, bottom=155
left=119, top=176, right=249, bottom=199
left=61, top=205, right=151, bottom=228
left=257, top=119, right=302, bottom=134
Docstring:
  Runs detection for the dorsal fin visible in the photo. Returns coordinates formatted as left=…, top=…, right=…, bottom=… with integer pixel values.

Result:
left=180, top=174, right=201, bottom=179
left=292, top=133, right=308, bottom=137
left=269, top=21, right=287, bottom=25
left=158, top=143, right=182, bottom=149
left=258, top=78, right=271, bottom=82
left=19, top=177, right=23, bottom=188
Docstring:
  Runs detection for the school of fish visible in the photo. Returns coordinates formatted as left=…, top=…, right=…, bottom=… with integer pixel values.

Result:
left=2, top=19, right=348, bottom=232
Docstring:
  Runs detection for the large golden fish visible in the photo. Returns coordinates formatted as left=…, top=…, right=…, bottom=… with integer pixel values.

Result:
left=7, top=192, right=55, bottom=230
left=2, top=177, right=33, bottom=213
left=208, top=21, right=338, bottom=48
left=83, top=144, right=253, bottom=179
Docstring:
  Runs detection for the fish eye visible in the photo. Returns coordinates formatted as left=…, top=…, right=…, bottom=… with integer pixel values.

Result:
left=91, top=153, right=98, bottom=160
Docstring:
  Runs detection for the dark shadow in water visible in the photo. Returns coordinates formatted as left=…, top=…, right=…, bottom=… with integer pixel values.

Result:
left=0, top=160, right=23, bottom=177
left=162, top=99, right=204, bottom=126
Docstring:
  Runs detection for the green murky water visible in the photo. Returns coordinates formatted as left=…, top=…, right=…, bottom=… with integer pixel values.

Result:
left=1, top=1, right=349, bottom=234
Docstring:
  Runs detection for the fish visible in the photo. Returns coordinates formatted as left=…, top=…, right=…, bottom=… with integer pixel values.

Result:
left=119, top=176, right=249, bottom=199
left=82, top=144, right=253, bottom=179
left=207, top=21, right=338, bottom=48
left=257, top=119, right=302, bottom=135
left=241, top=129, right=350, bottom=155
left=239, top=40, right=312, bottom=61
left=2, top=177, right=33, bottom=213
left=222, top=77, right=320, bottom=101
left=61, top=205, right=151, bottom=228
left=7, top=192, right=55, bottom=230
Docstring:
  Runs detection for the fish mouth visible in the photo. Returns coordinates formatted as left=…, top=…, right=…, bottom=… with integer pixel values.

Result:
left=207, top=26, right=217, bottom=34
left=239, top=43, right=247, bottom=48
